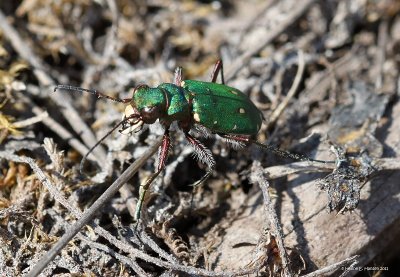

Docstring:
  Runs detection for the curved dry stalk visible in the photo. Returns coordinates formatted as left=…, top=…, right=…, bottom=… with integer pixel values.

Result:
left=268, top=50, right=305, bottom=128
left=251, top=161, right=293, bottom=277
left=302, top=255, right=359, bottom=277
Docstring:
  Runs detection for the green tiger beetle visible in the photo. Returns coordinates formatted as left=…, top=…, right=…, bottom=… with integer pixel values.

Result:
left=55, top=60, right=334, bottom=222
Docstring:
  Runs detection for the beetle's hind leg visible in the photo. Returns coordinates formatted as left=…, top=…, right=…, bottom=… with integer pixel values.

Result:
left=135, top=127, right=171, bottom=223
left=184, top=132, right=216, bottom=187
left=219, top=133, right=249, bottom=149
left=222, top=134, right=335, bottom=164
left=210, top=60, right=225, bottom=84
left=220, top=134, right=252, bottom=145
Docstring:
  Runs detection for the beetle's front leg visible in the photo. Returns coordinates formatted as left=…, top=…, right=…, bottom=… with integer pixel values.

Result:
left=184, top=132, right=216, bottom=187
left=135, top=127, right=171, bottom=222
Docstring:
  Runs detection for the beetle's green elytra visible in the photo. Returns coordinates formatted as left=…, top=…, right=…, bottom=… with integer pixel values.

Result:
left=182, top=80, right=263, bottom=135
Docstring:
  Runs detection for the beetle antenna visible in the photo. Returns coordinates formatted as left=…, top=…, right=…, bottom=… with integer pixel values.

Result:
left=54, top=85, right=131, bottom=103
left=80, top=115, right=139, bottom=174
left=252, top=140, right=335, bottom=164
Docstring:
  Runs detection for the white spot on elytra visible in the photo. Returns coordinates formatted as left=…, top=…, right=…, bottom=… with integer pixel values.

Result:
left=193, top=113, right=201, bottom=122
left=230, top=90, right=238, bottom=95
left=233, top=124, right=237, bottom=130
left=239, top=108, right=246, bottom=114
left=181, top=81, right=185, bottom=86
left=214, top=121, right=218, bottom=124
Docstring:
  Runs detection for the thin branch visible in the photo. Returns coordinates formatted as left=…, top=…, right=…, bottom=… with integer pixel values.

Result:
left=268, top=50, right=305, bottom=127
left=18, top=93, right=95, bottom=162
left=251, top=161, right=293, bottom=277
left=138, top=230, right=180, bottom=264
left=12, top=111, right=48, bottom=128
left=0, top=151, right=81, bottom=216
left=302, top=255, right=359, bottom=277
left=81, top=0, right=120, bottom=88
left=87, top=221, right=262, bottom=277
left=237, top=0, right=277, bottom=43
left=78, top=234, right=152, bottom=277
left=225, top=0, right=317, bottom=81
left=264, top=161, right=334, bottom=179
left=375, top=20, right=388, bottom=90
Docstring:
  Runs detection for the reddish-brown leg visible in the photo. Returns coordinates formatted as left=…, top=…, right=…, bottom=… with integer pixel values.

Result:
left=184, top=132, right=216, bottom=187
left=174, top=59, right=224, bottom=84
left=210, top=59, right=225, bottom=84
left=135, top=127, right=171, bottom=221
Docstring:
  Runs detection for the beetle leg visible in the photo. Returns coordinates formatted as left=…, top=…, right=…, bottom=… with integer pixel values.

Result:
left=219, top=134, right=249, bottom=149
left=223, top=134, right=334, bottom=164
left=184, top=132, right=216, bottom=187
left=174, top=66, right=183, bottom=86
left=210, top=59, right=225, bottom=84
left=135, top=127, right=171, bottom=222
left=220, top=134, right=251, bottom=144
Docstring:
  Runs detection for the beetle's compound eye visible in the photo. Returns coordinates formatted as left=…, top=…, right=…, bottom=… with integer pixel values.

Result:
left=140, top=106, right=161, bottom=124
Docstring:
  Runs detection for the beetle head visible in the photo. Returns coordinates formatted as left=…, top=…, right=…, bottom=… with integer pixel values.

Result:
left=131, top=85, right=167, bottom=124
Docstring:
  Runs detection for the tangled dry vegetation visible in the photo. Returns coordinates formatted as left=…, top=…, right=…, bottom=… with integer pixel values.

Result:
left=1, top=0, right=400, bottom=276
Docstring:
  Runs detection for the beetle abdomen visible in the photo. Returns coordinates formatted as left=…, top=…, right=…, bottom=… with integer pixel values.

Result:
left=182, top=80, right=263, bottom=135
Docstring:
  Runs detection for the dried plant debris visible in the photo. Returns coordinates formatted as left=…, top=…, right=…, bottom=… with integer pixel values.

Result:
left=0, top=0, right=399, bottom=276
left=244, top=229, right=306, bottom=276
left=318, top=145, right=376, bottom=213
left=319, top=80, right=388, bottom=213
left=151, top=221, right=190, bottom=263
left=328, top=81, right=389, bottom=157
